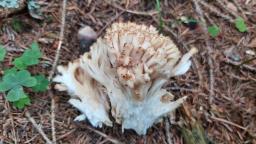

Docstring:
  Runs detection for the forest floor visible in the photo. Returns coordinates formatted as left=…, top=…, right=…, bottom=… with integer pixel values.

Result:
left=0, top=0, right=256, bottom=144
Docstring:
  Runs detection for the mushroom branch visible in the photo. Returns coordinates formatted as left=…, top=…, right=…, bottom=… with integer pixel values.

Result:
left=53, top=22, right=197, bottom=135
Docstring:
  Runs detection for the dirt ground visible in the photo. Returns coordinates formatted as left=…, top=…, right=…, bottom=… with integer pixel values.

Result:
left=0, top=0, right=256, bottom=144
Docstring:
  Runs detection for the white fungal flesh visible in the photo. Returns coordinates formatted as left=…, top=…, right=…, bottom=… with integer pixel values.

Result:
left=53, top=22, right=197, bottom=135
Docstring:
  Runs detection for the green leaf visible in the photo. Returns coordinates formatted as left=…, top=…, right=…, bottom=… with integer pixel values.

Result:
left=6, top=86, right=27, bottom=102
left=13, top=96, right=31, bottom=109
left=0, top=45, right=6, bottom=61
left=32, top=74, right=49, bottom=92
left=13, top=42, right=42, bottom=69
left=0, top=70, right=37, bottom=92
left=13, top=57, right=29, bottom=69
left=235, top=17, right=247, bottom=32
left=0, top=82, right=11, bottom=92
left=208, top=25, right=220, bottom=37
left=4, top=67, right=17, bottom=75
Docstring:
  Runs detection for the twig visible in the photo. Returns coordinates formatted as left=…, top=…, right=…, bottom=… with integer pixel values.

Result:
left=97, top=11, right=125, bottom=37
left=199, top=0, right=234, bottom=23
left=105, top=1, right=157, bottom=16
left=49, top=91, right=57, bottom=144
left=56, top=129, right=76, bottom=141
left=48, top=0, right=67, bottom=143
left=211, top=116, right=247, bottom=130
left=216, top=0, right=239, bottom=18
left=192, top=0, right=215, bottom=103
left=231, top=0, right=247, bottom=20
left=81, top=124, right=124, bottom=144
left=25, top=111, right=53, bottom=144
left=5, top=97, right=17, bottom=144
left=48, top=0, right=67, bottom=81
left=224, top=58, right=256, bottom=72
left=164, top=118, right=173, bottom=144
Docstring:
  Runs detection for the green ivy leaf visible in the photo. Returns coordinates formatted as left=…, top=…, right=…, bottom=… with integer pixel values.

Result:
left=6, top=86, right=27, bottom=102
left=13, top=97, right=31, bottom=109
left=0, top=70, right=37, bottom=92
left=235, top=17, right=248, bottom=32
left=32, top=74, right=49, bottom=92
left=13, top=42, right=42, bottom=69
left=208, top=25, right=220, bottom=37
left=0, top=45, right=6, bottom=61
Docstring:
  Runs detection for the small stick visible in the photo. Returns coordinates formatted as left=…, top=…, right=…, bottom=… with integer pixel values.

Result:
left=164, top=118, right=173, bottom=144
left=48, top=0, right=67, bottom=143
left=199, top=0, right=234, bottom=23
left=224, top=58, right=256, bottom=72
left=56, top=129, right=76, bottom=141
left=97, top=11, right=125, bottom=37
left=211, top=116, right=247, bottom=130
left=192, top=0, right=215, bottom=103
left=50, top=92, right=57, bottom=144
left=231, top=0, right=247, bottom=19
left=5, top=98, right=18, bottom=144
left=216, top=0, right=239, bottom=18
left=48, top=0, right=67, bottom=81
left=105, top=1, right=157, bottom=16
left=81, top=124, right=124, bottom=144
left=25, top=111, right=53, bottom=144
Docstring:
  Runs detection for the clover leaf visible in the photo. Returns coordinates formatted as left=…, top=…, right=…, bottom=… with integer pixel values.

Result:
left=32, top=74, right=49, bottom=92
left=208, top=25, right=220, bottom=37
left=4, top=67, right=17, bottom=75
left=13, top=42, right=42, bottom=69
left=13, top=97, right=31, bottom=109
left=0, top=45, right=6, bottom=61
left=235, top=17, right=247, bottom=32
left=0, top=70, right=37, bottom=92
left=6, top=86, right=27, bottom=102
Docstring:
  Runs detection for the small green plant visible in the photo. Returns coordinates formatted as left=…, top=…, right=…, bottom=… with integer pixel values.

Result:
left=208, top=25, right=220, bottom=38
left=155, top=0, right=163, bottom=30
left=0, top=42, right=49, bottom=109
left=235, top=17, right=248, bottom=32
left=13, top=42, right=42, bottom=69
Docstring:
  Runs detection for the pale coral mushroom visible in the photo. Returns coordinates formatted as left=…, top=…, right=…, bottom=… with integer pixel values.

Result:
left=53, top=22, right=197, bottom=135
